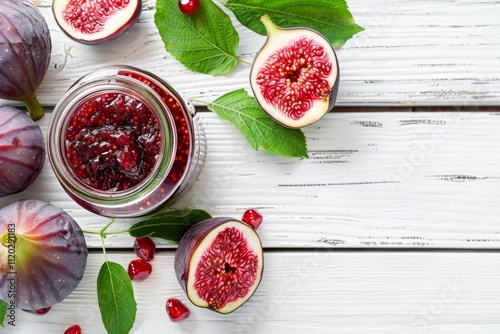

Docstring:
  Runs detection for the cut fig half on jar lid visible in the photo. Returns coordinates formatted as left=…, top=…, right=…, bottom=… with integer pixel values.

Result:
left=250, top=14, right=340, bottom=129
left=174, top=217, right=264, bottom=314
left=52, top=0, right=142, bottom=44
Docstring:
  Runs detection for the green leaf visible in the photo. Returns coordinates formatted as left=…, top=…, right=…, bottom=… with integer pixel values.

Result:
left=208, top=89, right=309, bottom=158
left=129, top=209, right=211, bottom=243
left=155, top=0, right=241, bottom=75
left=97, top=262, right=137, bottom=334
left=0, top=300, right=6, bottom=327
left=224, top=0, right=364, bottom=47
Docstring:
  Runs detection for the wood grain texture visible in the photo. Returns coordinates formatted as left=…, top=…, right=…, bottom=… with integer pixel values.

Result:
left=2, top=112, right=500, bottom=250
left=8, top=0, right=499, bottom=107
left=10, top=251, right=500, bottom=333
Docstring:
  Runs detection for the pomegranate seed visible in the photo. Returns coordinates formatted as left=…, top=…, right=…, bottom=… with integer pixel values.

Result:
left=178, top=0, right=200, bottom=15
left=133, top=237, right=156, bottom=262
left=128, top=259, right=152, bottom=281
left=23, top=306, right=51, bottom=315
left=166, top=298, right=190, bottom=322
left=64, top=324, right=82, bottom=334
left=241, top=209, right=263, bottom=230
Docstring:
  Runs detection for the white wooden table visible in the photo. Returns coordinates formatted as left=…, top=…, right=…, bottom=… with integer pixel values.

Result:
left=3, top=0, right=500, bottom=332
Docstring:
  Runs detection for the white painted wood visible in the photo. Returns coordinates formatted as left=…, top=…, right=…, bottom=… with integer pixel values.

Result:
left=2, top=112, right=500, bottom=249
left=3, top=2, right=500, bottom=332
left=9, top=251, right=500, bottom=333
left=5, top=0, right=498, bottom=107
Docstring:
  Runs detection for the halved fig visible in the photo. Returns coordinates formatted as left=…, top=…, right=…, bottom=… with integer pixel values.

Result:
left=0, top=106, right=45, bottom=197
left=0, top=0, right=51, bottom=121
left=174, top=217, right=264, bottom=314
left=52, top=0, right=142, bottom=44
left=250, top=15, right=340, bottom=129
left=0, top=200, right=88, bottom=310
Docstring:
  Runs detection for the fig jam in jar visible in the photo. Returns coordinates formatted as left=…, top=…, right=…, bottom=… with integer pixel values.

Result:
left=47, top=65, right=205, bottom=217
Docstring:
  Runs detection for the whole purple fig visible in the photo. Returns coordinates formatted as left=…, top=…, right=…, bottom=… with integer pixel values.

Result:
left=0, top=106, right=45, bottom=197
left=0, top=0, right=52, bottom=120
left=0, top=200, right=87, bottom=310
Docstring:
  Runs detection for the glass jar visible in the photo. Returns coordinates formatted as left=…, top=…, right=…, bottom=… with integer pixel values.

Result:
left=47, top=65, right=205, bottom=218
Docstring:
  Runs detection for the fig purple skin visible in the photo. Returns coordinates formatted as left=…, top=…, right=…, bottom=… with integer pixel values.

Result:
left=0, top=0, right=51, bottom=121
left=175, top=217, right=264, bottom=314
left=52, top=0, right=142, bottom=45
left=0, top=106, right=45, bottom=197
left=0, top=200, right=88, bottom=310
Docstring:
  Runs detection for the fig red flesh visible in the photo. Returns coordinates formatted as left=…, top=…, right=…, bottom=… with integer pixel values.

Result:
left=52, top=0, right=142, bottom=44
left=175, top=217, right=264, bottom=314
left=250, top=15, right=339, bottom=128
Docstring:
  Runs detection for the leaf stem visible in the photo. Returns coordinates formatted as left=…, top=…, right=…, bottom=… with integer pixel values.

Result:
left=101, top=233, right=109, bottom=263
left=189, top=97, right=211, bottom=105
left=82, top=219, right=122, bottom=262
left=236, top=57, right=252, bottom=66
left=102, top=228, right=132, bottom=236
left=100, top=219, right=116, bottom=235
left=81, top=229, right=101, bottom=235
left=99, top=219, right=116, bottom=263
left=82, top=219, right=131, bottom=237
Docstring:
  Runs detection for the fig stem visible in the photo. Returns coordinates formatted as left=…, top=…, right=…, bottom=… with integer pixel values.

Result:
left=1, top=231, right=10, bottom=247
left=21, top=94, right=45, bottom=121
left=260, top=14, right=279, bottom=37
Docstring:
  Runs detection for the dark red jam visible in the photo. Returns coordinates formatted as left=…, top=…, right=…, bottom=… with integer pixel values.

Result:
left=48, top=65, right=201, bottom=217
left=118, top=71, right=191, bottom=188
left=65, top=92, right=162, bottom=191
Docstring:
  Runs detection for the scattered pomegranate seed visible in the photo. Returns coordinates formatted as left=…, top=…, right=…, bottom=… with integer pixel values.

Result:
left=133, top=237, right=156, bottom=262
left=35, top=306, right=51, bottom=314
left=178, top=0, right=200, bottom=15
left=128, top=259, right=152, bottom=281
left=166, top=298, right=190, bottom=322
left=23, top=306, right=51, bottom=315
left=241, top=209, right=263, bottom=230
left=64, top=324, right=82, bottom=334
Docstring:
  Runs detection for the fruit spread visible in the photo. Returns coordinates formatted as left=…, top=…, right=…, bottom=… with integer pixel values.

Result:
left=48, top=65, right=205, bottom=218
left=65, top=92, right=161, bottom=192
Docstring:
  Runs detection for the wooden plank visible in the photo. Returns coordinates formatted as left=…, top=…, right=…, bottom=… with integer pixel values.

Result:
left=9, top=250, right=500, bottom=333
left=2, top=111, right=500, bottom=249
left=5, top=0, right=498, bottom=107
